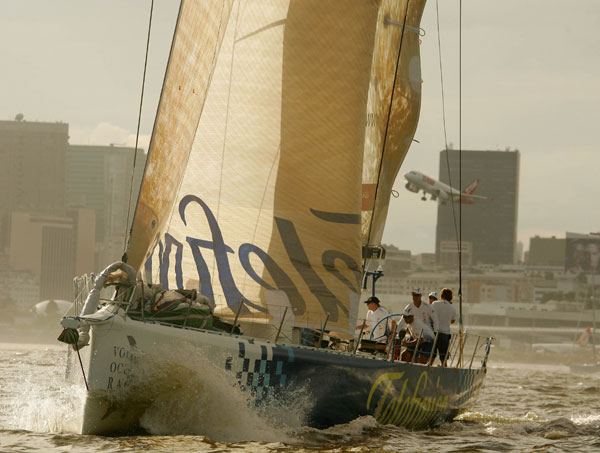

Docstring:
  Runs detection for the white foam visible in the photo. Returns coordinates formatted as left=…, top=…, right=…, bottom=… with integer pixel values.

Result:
left=457, top=410, right=545, bottom=425
left=570, top=413, right=600, bottom=425
left=2, top=347, right=86, bottom=434
left=126, top=343, right=306, bottom=442
left=286, top=416, right=384, bottom=446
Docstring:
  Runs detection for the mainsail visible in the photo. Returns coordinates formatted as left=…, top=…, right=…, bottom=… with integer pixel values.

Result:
left=126, top=0, right=425, bottom=336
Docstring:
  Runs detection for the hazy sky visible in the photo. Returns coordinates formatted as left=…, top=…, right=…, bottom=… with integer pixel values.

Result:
left=1, top=1, right=599, bottom=254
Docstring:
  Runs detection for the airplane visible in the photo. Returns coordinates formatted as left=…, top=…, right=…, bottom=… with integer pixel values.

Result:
left=532, top=327, right=597, bottom=354
left=403, top=170, right=489, bottom=204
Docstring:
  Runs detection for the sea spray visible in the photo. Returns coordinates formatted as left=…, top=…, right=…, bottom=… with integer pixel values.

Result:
left=121, top=342, right=308, bottom=442
left=286, top=416, right=384, bottom=447
left=2, top=345, right=86, bottom=434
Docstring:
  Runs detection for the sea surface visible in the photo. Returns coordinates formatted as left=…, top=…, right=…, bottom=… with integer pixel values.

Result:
left=1, top=341, right=599, bottom=453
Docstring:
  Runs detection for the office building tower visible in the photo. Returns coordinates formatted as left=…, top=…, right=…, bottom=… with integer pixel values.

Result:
left=67, top=144, right=146, bottom=268
left=0, top=117, right=68, bottom=250
left=528, top=236, right=565, bottom=267
left=10, top=209, right=95, bottom=300
left=435, top=149, right=519, bottom=265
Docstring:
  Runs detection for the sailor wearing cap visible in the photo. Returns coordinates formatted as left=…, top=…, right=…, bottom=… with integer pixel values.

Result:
left=426, top=292, right=439, bottom=330
left=402, top=288, right=437, bottom=358
left=431, top=288, right=457, bottom=366
left=394, top=306, right=414, bottom=341
left=356, top=296, right=395, bottom=344
left=396, top=306, right=417, bottom=361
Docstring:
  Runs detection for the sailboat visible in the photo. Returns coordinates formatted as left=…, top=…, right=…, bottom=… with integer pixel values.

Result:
left=59, top=0, right=491, bottom=435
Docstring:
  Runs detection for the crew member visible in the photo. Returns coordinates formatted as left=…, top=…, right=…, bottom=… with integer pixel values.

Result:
left=427, top=291, right=438, bottom=330
left=431, top=287, right=457, bottom=366
left=403, top=288, right=436, bottom=362
left=356, top=296, right=396, bottom=345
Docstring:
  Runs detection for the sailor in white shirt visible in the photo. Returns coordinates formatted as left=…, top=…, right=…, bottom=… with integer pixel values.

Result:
left=428, top=291, right=438, bottom=305
left=397, top=305, right=433, bottom=363
left=357, top=296, right=395, bottom=344
left=401, top=289, right=437, bottom=362
left=405, top=288, right=437, bottom=342
left=431, top=287, right=457, bottom=366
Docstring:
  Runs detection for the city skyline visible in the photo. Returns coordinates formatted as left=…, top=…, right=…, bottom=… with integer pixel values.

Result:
left=1, top=1, right=599, bottom=254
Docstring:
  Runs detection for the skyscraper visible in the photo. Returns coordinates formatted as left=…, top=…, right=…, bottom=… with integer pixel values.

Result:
left=0, top=117, right=145, bottom=300
left=10, top=209, right=95, bottom=300
left=67, top=144, right=146, bottom=268
left=0, top=117, right=68, bottom=250
left=435, top=149, right=519, bottom=266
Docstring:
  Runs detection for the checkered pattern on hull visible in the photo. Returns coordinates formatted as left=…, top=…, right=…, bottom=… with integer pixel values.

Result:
left=225, top=339, right=296, bottom=405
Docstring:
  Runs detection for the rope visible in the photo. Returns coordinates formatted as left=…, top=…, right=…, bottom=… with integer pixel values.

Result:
left=123, top=0, right=155, bottom=256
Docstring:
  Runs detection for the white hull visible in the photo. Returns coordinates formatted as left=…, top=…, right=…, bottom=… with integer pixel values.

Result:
left=66, top=308, right=487, bottom=435
left=70, top=311, right=255, bottom=435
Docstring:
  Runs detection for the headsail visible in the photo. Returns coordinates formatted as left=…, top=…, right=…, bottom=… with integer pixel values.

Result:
left=361, top=0, right=427, bottom=256
left=127, top=1, right=234, bottom=270
left=127, top=0, right=423, bottom=336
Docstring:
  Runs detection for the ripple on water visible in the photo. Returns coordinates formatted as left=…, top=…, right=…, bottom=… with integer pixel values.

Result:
left=2, top=344, right=600, bottom=452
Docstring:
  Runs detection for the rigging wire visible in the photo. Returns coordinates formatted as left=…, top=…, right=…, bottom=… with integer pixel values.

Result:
left=436, top=0, right=460, bottom=252
left=76, top=348, right=89, bottom=391
left=435, top=0, right=449, bottom=152
left=362, top=0, right=411, bottom=272
left=458, top=0, right=464, bottom=365
left=437, top=0, right=463, bottom=364
left=123, top=0, right=155, bottom=256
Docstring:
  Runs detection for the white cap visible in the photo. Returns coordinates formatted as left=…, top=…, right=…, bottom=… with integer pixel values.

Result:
left=428, top=291, right=438, bottom=299
left=411, top=288, right=422, bottom=295
left=403, top=306, right=414, bottom=317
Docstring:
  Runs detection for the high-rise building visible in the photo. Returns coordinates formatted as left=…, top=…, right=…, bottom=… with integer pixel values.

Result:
left=439, top=240, right=472, bottom=267
left=435, top=149, right=520, bottom=265
left=67, top=144, right=146, bottom=268
left=565, top=232, right=600, bottom=274
left=0, top=117, right=69, bottom=250
left=528, top=236, right=565, bottom=267
left=9, top=209, right=95, bottom=300
left=0, top=117, right=146, bottom=301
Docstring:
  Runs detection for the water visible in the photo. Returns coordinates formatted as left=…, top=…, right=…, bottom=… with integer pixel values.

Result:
left=1, top=341, right=599, bottom=452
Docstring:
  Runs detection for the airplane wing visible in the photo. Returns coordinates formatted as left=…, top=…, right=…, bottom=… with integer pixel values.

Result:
left=451, top=193, right=490, bottom=201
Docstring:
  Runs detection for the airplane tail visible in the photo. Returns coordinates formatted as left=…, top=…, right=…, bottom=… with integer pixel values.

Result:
left=574, top=327, right=592, bottom=346
left=462, top=178, right=480, bottom=195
